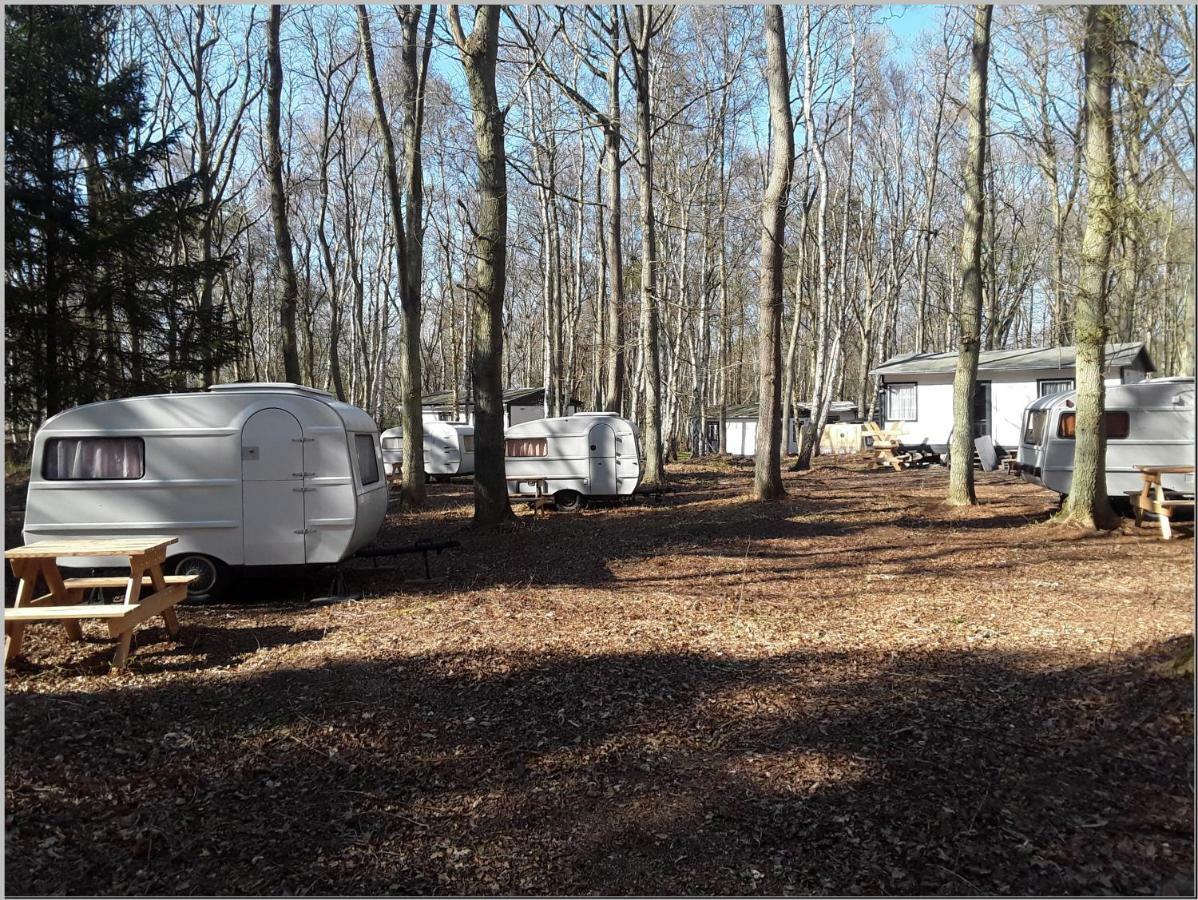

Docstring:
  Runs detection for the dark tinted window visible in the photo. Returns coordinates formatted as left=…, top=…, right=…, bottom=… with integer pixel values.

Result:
left=355, top=434, right=380, bottom=485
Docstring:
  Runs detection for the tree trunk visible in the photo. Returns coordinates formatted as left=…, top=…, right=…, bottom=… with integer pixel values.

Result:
left=267, top=6, right=301, bottom=384
left=357, top=5, right=425, bottom=507
left=450, top=5, right=512, bottom=525
left=946, top=5, right=992, bottom=507
left=753, top=5, right=792, bottom=501
left=1056, top=5, right=1121, bottom=530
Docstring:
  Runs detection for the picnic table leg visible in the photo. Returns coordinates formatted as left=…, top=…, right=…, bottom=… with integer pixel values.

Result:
left=148, top=564, right=180, bottom=638
left=5, top=559, right=38, bottom=664
left=1156, top=482, right=1172, bottom=540
left=111, top=629, right=134, bottom=671
left=39, top=559, right=83, bottom=642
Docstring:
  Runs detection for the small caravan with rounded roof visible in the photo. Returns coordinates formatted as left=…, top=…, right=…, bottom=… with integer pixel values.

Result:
left=1016, top=377, right=1195, bottom=499
left=380, top=421, right=474, bottom=479
left=23, top=383, right=388, bottom=600
left=504, top=413, right=642, bottom=510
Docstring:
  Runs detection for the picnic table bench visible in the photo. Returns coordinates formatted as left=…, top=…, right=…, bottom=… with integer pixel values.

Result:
left=1127, top=465, right=1196, bottom=540
left=506, top=476, right=553, bottom=516
left=5, top=537, right=194, bottom=670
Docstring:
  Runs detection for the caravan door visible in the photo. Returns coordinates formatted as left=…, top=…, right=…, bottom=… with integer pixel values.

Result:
left=589, top=422, right=618, bottom=495
left=242, top=408, right=306, bottom=565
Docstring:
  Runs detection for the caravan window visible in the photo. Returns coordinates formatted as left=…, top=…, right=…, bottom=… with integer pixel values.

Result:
left=43, top=437, right=145, bottom=481
left=381, top=436, right=402, bottom=450
left=1056, top=411, right=1130, bottom=440
left=1038, top=378, right=1074, bottom=397
left=354, top=434, right=380, bottom=485
left=506, top=438, right=548, bottom=458
left=884, top=383, right=917, bottom=421
left=462, top=434, right=475, bottom=453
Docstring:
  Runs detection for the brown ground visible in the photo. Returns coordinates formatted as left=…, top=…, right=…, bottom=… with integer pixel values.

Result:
left=4, top=457, right=1195, bottom=896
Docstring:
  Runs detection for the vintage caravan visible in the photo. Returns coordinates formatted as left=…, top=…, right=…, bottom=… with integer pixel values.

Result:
left=1016, top=377, right=1195, bottom=499
left=504, top=413, right=642, bottom=510
left=23, top=383, right=388, bottom=601
left=380, top=421, right=475, bottom=479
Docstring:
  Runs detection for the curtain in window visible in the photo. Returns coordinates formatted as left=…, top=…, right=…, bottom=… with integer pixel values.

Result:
left=1038, top=380, right=1074, bottom=397
left=44, top=438, right=144, bottom=480
left=886, top=384, right=916, bottom=421
left=505, top=438, right=547, bottom=458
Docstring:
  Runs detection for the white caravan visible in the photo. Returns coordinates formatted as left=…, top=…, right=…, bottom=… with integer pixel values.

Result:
left=1017, top=378, right=1195, bottom=500
left=505, top=413, right=642, bottom=510
left=380, top=421, right=475, bottom=479
left=23, top=383, right=388, bottom=600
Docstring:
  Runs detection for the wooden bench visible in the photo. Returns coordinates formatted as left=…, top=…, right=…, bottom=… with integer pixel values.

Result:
left=1128, top=465, right=1196, bottom=540
left=5, top=537, right=193, bottom=670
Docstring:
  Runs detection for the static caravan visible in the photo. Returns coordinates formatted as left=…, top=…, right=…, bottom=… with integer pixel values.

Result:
left=421, top=386, right=580, bottom=429
left=1017, top=377, right=1195, bottom=499
left=23, top=383, right=388, bottom=600
left=380, top=421, right=475, bottom=479
left=870, top=342, right=1155, bottom=456
left=694, top=400, right=858, bottom=456
left=505, top=413, right=642, bottom=510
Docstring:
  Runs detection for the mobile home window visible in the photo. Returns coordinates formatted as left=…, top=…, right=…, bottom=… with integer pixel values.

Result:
left=1056, top=411, right=1130, bottom=440
left=884, top=383, right=917, bottom=421
left=354, top=434, right=380, bottom=485
left=505, top=437, right=548, bottom=458
left=1038, top=379, right=1074, bottom=397
left=43, top=437, right=145, bottom=481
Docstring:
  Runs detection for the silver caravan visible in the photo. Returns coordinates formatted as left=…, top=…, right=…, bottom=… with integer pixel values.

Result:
left=1017, top=378, right=1195, bottom=499
left=380, top=421, right=474, bottom=479
left=23, top=383, right=388, bottom=600
left=505, top=413, right=642, bottom=510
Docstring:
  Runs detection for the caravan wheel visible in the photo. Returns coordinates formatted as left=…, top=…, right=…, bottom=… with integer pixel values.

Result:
left=172, top=554, right=232, bottom=603
left=553, top=490, right=585, bottom=512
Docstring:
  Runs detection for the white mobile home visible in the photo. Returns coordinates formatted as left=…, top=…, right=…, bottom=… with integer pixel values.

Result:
left=505, top=413, right=642, bottom=510
left=870, top=342, right=1155, bottom=455
left=23, top=383, right=388, bottom=600
left=1017, top=377, right=1195, bottom=499
left=380, top=421, right=474, bottom=479
left=421, top=387, right=580, bottom=429
left=694, top=400, right=859, bottom=456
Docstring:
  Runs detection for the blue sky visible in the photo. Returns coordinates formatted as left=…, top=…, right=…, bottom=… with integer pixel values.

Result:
left=881, top=4, right=943, bottom=61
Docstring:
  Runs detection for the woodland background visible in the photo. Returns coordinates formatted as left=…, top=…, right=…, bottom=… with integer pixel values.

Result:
left=4, top=4, right=1195, bottom=454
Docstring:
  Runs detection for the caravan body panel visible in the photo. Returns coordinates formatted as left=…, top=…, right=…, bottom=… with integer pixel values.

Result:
left=380, top=421, right=475, bottom=477
left=23, top=384, right=387, bottom=570
left=505, top=413, right=642, bottom=498
left=1017, top=378, right=1195, bottom=498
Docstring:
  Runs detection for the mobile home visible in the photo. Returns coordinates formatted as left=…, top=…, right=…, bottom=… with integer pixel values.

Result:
left=505, top=413, right=642, bottom=510
left=380, top=421, right=475, bottom=479
left=694, top=400, right=859, bottom=456
left=870, top=342, right=1155, bottom=456
left=421, top=387, right=580, bottom=428
left=23, top=383, right=388, bottom=600
left=1017, top=377, right=1195, bottom=499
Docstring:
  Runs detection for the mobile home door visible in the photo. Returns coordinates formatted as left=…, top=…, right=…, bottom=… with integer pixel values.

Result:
left=242, top=408, right=306, bottom=565
left=589, top=422, right=618, bottom=494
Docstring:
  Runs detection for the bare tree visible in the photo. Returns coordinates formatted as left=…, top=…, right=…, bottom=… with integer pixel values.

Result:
left=946, top=5, right=992, bottom=507
left=1056, top=5, right=1122, bottom=530
left=449, top=4, right=512, bottom=525
left=266, top=5, right=301, bottom=383
left=753, top=5, right=793, bottom=501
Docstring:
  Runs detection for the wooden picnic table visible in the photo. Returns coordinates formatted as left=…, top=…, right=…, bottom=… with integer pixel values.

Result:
left=506, top=476, right=553, bottom=516
left=1129, top=465, right=1196, bottom=540
left=4, top=536, right=194, bottom=670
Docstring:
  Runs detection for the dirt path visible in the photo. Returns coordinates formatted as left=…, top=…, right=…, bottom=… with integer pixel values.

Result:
left=5, top=459, right=1194, bottom=895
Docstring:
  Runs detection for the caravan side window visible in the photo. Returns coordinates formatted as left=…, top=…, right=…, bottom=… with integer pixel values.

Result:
left=506, top=438, right=547, bottom=458
left=354, top=434, right=380, bottom=485
left=43, top=438, right=145, bottom=481
left=462, top=434, right=475, bottom=453
left=1056, top=411, right=1130, bottom=440
left=884, top=383, right=917, bottom=421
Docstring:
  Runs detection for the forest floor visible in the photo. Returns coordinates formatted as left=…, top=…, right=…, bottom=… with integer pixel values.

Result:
left=4, top=456, right=1195, bottom=896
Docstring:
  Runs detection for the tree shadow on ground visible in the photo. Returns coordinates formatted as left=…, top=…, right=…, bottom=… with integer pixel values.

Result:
left=6, top=638, right=1193, bottom=896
